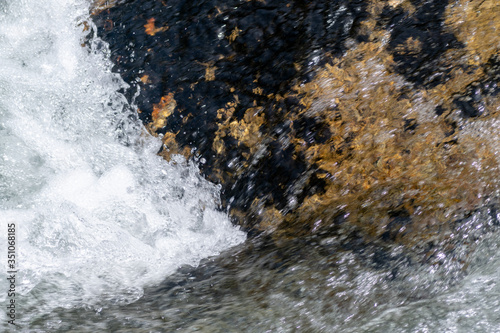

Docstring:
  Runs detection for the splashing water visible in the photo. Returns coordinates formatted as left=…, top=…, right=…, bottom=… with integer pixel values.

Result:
left=3, top=0, right=500, bottom=332
left=0, top=0, right=245, bottom=327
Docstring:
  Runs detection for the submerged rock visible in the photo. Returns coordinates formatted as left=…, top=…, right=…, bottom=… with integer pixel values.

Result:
left=91, top=0, right=500, bottom=262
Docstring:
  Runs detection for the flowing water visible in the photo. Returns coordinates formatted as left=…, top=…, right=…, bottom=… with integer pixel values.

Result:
left=0, top=0, right=245, bottom=329
left=1, top=0, right=500, bottom=332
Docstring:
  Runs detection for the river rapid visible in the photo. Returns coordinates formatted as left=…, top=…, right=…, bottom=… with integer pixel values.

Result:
left=0, top=0, right=245, bottom=329
left=1, top=0, right=500, bottom=332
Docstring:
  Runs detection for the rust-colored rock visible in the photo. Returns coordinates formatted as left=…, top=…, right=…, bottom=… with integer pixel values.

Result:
left=92, top=0, right=500, bottom=262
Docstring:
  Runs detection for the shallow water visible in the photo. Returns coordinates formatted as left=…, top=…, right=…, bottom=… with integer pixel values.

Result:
left=25, top=213, right=500, bottom=332
left=1, top=0, right=500, bottom=332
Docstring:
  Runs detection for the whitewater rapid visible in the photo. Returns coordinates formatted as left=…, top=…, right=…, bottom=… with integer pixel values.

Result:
left=0, top=0, right=245, bottom=326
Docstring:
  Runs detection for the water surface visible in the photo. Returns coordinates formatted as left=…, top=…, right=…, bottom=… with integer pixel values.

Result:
left=1, top=0, right=500, bottom=332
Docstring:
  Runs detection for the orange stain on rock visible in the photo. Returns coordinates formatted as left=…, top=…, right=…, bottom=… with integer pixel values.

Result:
left=140, top=74, right=150, bottom=84
left=144, top=17, right=168, bottom=36
left=150, top=93, right=177, bottom=130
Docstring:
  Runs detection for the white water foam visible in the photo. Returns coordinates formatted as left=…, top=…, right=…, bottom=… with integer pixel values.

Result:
left=0, top=0, right=245, bottom=324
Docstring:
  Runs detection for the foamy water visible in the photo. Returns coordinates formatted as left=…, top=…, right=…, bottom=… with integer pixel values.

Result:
left=0, top=0, right=245, bottom=327
left=2, top=0, right=500, bottom=332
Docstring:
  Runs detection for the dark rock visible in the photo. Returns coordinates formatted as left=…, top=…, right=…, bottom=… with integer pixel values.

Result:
left=91, top=0, right=500, bottom=260
left=384, top=0, right=463, bottom=87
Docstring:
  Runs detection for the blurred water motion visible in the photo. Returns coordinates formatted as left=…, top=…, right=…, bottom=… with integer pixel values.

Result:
left=1, top=0, right=500, bottom=331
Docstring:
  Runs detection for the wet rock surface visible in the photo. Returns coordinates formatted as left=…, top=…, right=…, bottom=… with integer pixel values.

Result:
left=37, top=1, right=499, bottom=331
left=91, top=0, right=500, bottom=263
left=92, top=0, right=368, bottom=236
